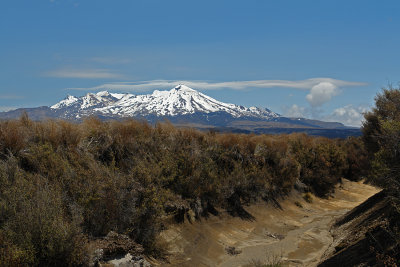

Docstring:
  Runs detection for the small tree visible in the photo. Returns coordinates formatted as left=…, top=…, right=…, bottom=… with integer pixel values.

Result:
left=362, top=86, right=400, bottom=193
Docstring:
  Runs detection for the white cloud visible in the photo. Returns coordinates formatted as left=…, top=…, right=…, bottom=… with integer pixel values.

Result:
left=45, top=69, right=123, bottom=79
left=283, top=104, right=370, bottom=126
left=325, top=105, right=370, bottom=126
left=283, top=104, right=309, bottom=118
left=69, top=78, right=366, bottom=93
left=306, top=82, right=340, bottom=107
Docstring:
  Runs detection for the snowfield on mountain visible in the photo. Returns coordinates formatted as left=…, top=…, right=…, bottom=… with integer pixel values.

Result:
left=0, top=85, right=359, bottom=138
left=50, top=85, right=280, bottom=120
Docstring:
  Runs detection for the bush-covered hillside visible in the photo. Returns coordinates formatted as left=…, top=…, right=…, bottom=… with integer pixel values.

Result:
left=318, top=87, right=400, bottom=266
left=0, top=116, right=368, bottom=266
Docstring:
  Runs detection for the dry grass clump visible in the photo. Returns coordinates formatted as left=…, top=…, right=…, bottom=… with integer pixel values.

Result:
left=302, top=192, right=313, bottom=203
left=244, top=252, right=284, bottom=267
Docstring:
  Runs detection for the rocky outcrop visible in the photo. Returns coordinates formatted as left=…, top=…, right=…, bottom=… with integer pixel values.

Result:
left=89, top=231, right=149, bottom=267
left=106, top=254, right=151, bottom=267
left=294, top=178, right=309, bottom=193
left=164, top=197, right=220, bottom=224
left=164, top=199, right=190, bottom=223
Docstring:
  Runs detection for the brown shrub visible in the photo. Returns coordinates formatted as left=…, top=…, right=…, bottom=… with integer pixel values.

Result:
left=0, top=116, right=362, bottom=263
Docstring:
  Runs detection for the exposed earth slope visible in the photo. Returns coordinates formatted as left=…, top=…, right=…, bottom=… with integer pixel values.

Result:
left=157, top=180, right=379, bottom=267
left=319, top=190, right=400, bottom=266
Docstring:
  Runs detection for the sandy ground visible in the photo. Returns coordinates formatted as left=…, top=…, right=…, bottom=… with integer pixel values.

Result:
left=157, top=180, right=379, bottom=267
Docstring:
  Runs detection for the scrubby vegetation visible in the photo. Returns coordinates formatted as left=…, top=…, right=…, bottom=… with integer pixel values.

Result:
left=0, top=115, right=369, bottom=266
left=363, top=87, right=400, bottom=192
left=359, top=86, right=400, bottom=264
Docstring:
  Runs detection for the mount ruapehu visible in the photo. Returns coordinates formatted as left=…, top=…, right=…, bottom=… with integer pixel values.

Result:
left=0, top=85, right=360, bottom=137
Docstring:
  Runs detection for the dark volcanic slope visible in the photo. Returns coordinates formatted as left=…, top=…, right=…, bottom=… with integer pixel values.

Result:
left=0, top=107, right=57, bottom=120
left=319, top=190, right=400, bottom=266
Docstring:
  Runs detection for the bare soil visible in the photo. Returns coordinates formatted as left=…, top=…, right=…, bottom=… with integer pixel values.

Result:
left=157, top=179, right=379, bottom=267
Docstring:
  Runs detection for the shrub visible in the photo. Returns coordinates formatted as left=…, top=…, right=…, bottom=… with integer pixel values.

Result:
left=0, top=115, right=360, bottom=263
left=362, top=87, right=400, bottom=192
left=294, top=201, right=303, bottom=208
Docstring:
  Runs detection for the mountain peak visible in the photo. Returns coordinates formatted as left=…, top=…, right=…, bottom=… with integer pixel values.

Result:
left=95, top=91, right=110, bottom=97
left=50, top=95, right=78, bottom=109
left=173, top=84, right=196, bottom=92
left=49, top=86, right=280, bottom=120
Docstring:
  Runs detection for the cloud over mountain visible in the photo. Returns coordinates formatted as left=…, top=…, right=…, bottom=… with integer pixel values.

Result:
left=69, top=78, right=366, bottom=109
left=45, top=69, right=124, bottom=79
left=306, top=82, right=340, bottom=107
left=325, top=105, right=369, bottom=127
left=69, top=78, right=365, bottom=92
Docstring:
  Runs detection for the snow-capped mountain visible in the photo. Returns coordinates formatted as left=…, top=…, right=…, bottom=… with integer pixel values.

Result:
left=50, top=85, right=280, bottom=120
left=0, top=85, right=358, bottom=138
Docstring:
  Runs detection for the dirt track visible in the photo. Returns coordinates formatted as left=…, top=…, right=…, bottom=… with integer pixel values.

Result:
left=158, top=180, right=379, bottom=267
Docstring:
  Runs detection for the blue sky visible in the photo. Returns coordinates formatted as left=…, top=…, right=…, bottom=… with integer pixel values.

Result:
left=1, top=0, right=399, bottom=126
